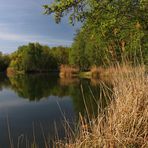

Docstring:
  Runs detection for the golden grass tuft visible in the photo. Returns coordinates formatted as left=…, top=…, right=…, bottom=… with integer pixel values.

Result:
left=56, top=65, right=148, bottom=148
left=90, top=66, right=104, bottom=78
left=59, top=65, right=79, bottom=78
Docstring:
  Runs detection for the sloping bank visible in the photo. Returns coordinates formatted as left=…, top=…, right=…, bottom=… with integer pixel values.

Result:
left=56, top=65, right=148, bottom=148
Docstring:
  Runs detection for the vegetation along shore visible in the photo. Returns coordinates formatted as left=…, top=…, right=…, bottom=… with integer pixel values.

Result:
left=0, top=0, right=147, bottom=147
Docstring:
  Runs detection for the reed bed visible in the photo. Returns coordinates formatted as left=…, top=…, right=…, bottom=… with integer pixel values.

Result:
left=56, top=65, right=148, bottom=148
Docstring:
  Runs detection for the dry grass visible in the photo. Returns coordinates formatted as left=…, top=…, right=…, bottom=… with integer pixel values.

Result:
left=56, top=65, right=148, bottom=148
left=59, top=65, right=79, bottom=78
left=90, top=65, right=134, bottom=79
left=90, top=66, right=104, bottom=78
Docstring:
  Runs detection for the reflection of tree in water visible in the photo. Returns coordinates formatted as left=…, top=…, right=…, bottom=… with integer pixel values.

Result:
left=8, top=74, right=112, bottom=117
left=58, top=77, right=113, bottom=119
left=59, top=77, right=80, bottom=86
left=69, top=79, right=113, bottom=118
left=0, top=73, right=11, bottom=91
left=8, top=74, right=72, bottom=101
left=9, top=74, right=55, bottom=100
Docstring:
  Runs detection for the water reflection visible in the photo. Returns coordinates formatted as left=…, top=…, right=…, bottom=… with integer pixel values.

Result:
left=0, top=73, right=112, bottom=147
left=9, top=74, right=60, bottom=100
left=70, top=79, right=112, bottom=118
left=0, top=73, right=112, bottom=117
left=0, top=73, right=10, bottom=91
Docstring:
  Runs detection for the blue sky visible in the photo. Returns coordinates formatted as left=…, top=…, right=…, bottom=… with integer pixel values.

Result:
left=0, top=0, right=80, bottom=54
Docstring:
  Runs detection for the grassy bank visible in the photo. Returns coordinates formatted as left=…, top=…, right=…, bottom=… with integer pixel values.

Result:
left=56, top=65, right=148, bottom=148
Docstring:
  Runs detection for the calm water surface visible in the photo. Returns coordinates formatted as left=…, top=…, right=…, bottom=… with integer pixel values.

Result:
left=0, top=73, right=111, bottom=147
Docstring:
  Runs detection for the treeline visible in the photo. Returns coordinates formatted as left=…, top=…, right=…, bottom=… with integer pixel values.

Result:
left=8, top=43, right=70, bottom=73
left=44, top=0, right=148, bottom=71
left=1, top=0, right=147, bottom=73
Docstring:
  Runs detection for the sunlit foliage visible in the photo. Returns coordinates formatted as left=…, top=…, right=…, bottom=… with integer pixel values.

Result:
left=44, top=0, right=148, bottom=69
left=9, top=43, right=70, bottom=72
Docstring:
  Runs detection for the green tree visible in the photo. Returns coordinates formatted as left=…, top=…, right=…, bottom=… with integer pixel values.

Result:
left=0, top=52, right=10, bottom=72
left=9, top=45, right=27, bottom=71
left=44, top=0, right=148, bottom=65
left=69, top=30, right=90, bottom=71
left=9, top=43, right=70, bottom=72
left=22, top=43, right=43, bottom=72
left=49, top=46, right=70, bottom=67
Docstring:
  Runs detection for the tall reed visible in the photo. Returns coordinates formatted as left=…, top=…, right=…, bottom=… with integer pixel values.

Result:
left=56, top=65, right=148, bottom=148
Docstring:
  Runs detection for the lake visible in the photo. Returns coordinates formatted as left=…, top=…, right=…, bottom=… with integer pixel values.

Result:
left=0, top=73, right=111, bottom=147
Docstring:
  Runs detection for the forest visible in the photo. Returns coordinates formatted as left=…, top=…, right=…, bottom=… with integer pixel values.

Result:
left=0, top=0, right=147, bottom=147
left=0, top=0, right=147, bottom=73
left=8, top=44, right=70, bottom=73
left=44, top=0, right=148, bottom=69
